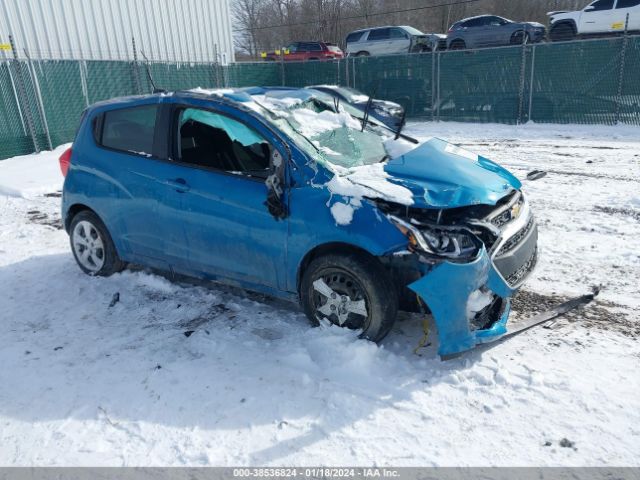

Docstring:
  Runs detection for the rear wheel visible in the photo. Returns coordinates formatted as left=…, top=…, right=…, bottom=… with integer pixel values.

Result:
left=69, top=210, right=125, bottom=276
left=300, top=252, right=398, bottom=342
left=550, top=23, right=575, bottom=42
left=356, top=51, right=370, bottom=57
left=449, top=39, right=466, bottom=50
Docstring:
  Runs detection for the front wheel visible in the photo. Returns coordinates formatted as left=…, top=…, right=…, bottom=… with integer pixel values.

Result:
left=550, top=23, right=575, bottom=42
left=69, top=210, right=125, bottom=276
left=300, top=252, right=398, bottom=342
left=510, top=31, right=530, bottom=45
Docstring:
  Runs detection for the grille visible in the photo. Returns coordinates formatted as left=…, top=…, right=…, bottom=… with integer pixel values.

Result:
left=496, top=215, right=535, bottom=256
left=506, top=247, right=538, bottom=287
left=488, top=191, right=524, bottom=229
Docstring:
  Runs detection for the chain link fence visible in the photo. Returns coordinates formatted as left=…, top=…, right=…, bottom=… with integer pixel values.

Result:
left=1, top=35, right=639, bottom=160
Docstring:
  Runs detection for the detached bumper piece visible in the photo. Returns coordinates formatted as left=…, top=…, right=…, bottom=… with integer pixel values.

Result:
left=407, top=245, right=597, bottom=358
left=408, top=247, right=516, bottom=358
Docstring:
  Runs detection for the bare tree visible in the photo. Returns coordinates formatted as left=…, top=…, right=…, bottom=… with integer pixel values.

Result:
left=232, top=0, right=593, bottom=58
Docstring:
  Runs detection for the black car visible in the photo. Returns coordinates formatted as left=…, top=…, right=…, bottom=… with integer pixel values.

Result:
left=307, top=85, right=404, bottom=128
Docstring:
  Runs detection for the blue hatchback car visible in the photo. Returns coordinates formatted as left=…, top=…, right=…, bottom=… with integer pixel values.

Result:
left=61, top=86, right=538, bottom=357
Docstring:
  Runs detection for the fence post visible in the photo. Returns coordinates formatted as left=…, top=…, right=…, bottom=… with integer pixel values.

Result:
left=517, top=40, right=528, bottom=125
left=615, top=13, right=630, bottom=124
left=436, top=52, right=441, bottom=122
left=24, top=48, right=52, bottom=150
left=79, top=60, right=89, bottom=107
left=280, top=48, right=285, bottom=86
left=9, top=35, right=40, bottom=153
left=217, top=45, right=223, bottom=88
left=352, top=57, right=356, bottom=89
left=345, top=57, right=350, bottom=87
left=527, top=45, right=536, bottom=123
left=131, top=36, right=142, bottom=94
left=431, top=51, right=436, bottom=122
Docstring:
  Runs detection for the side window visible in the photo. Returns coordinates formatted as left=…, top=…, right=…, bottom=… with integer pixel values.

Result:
left=176, top=108, right=271, bottom=178
left=587, top=0, right=614, bottom=10
left=308, top=43, right=322, bottom=51
left=616, top=0, right=640, bottom=7
left=367, top=28, right=390, bottom=41
left=389, top=28, right=409, bottom=39
left=465, top=18, right=484, bottom=28
left=99, top=105, right=158, bottom=155
left=286, top=43, right=298, bottom=52
left=346, top=31, right=364, bottom=43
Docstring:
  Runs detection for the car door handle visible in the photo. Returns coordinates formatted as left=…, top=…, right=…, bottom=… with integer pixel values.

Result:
left=165, top=178, right=190, bottom=193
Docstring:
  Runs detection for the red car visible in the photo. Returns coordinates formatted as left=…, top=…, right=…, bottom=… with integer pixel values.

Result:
left=263, top=42, right=344, bottom=61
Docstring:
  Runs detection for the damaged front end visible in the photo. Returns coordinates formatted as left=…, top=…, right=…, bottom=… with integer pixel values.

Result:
left=378, top=190, right=538, bottom=357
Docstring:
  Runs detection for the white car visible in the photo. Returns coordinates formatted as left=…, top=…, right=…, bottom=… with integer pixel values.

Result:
left=548, top=0, right=640, bottom=41
left=345, top=26, right=446, bottom=56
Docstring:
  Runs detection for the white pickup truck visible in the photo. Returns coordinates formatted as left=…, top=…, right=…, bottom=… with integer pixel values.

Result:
left=548, top=0, right=640, bottom=41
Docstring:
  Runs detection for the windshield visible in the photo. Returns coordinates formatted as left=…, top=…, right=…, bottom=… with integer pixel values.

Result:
left=246, top=92, right=416, bottom=169
left=402, top=26, right=424, bottom=35
left=335, top=87, right=370, bottom=103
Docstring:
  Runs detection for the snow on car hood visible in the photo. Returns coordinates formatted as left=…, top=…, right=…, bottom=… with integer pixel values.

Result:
left=380, top=138, right=522, bottom=209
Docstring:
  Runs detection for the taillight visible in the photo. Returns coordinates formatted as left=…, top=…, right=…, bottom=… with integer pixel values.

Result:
left=59, top=147, right=72, bottom=177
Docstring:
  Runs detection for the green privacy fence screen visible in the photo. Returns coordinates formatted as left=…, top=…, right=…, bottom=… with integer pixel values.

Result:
left=1, top=36, right=639, bottom=160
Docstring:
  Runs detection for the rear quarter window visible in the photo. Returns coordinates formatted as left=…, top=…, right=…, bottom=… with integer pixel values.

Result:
left=346, top=31, right=365, bottom=43
left=367, top=28, right=390, bottom=41
left=98, top=104, right=158, bottom=156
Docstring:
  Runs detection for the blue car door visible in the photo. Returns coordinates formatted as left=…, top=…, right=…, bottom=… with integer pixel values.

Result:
left=163, top=102, right=289, bottom=290
left=93, top=102, right=184, bottom=269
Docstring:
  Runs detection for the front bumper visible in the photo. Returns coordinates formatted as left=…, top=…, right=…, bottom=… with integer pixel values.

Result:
left=407, top=219, right=536, bottom=357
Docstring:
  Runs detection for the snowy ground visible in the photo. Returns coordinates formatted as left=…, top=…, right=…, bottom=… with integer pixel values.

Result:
left=0, top=123, right=638, bottom=466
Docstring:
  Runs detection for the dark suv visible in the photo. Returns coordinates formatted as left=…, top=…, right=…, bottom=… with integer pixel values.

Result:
left=447, top=15, right=546, bottom=49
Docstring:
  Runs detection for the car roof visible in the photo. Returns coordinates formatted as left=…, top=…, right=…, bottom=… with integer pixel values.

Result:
left=454, top=14, right=500, bottom=23
left=348, top=25, right=414, bottom=33
left=86, top=86, right=317, bottom=113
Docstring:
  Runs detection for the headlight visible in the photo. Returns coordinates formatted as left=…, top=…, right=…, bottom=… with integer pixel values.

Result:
left=389, top=215, right=481, bottom=260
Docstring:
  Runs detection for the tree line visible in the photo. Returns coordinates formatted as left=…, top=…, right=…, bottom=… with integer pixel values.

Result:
left=232, top=0, right=591, bottom=59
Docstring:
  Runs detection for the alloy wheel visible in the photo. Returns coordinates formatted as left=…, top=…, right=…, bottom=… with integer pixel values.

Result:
left=72, top=220, right=105, bottom=273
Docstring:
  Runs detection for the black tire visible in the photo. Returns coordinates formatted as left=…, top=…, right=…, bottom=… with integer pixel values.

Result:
left=510, top=31, right=530, bottom=45
left=449, top=39, right=466, bottom=50
left=69, top=210, right=125, bottom=276
left=550, top=23, right=575, bottom=42
left=300, top=252, right=398, bottom=342
left=356, top=51, right=370, bottom=57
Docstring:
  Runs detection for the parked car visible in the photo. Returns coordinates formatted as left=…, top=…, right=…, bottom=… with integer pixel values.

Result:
left=548, top=0, right=640, bottom=41
left=307, top=85, right=404, bottom=128
left=447, top=15, right=546, bottom=49
left=262, top=42, right=344, bottom=61
left=345, top=26, right=446, bottom=56
left=60, top=87, right=538, bottom=358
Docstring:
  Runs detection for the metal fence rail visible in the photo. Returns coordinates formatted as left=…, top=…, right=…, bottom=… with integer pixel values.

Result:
left=1, top=35, right=639, bottom=160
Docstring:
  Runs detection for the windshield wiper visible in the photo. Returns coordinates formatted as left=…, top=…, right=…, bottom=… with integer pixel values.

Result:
left=394, top=109, right=407, bottom=140
left=361, top=95, right=373, bottom=132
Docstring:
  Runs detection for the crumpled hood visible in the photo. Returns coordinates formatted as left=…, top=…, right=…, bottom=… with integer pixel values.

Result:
left=382, top=138, right=521, bottom=209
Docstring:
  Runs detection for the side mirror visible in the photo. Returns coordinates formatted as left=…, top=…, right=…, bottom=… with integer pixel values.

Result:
left=264, top=149, right=288, bottom=220
left=584, top=5, right=595, bottom=11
